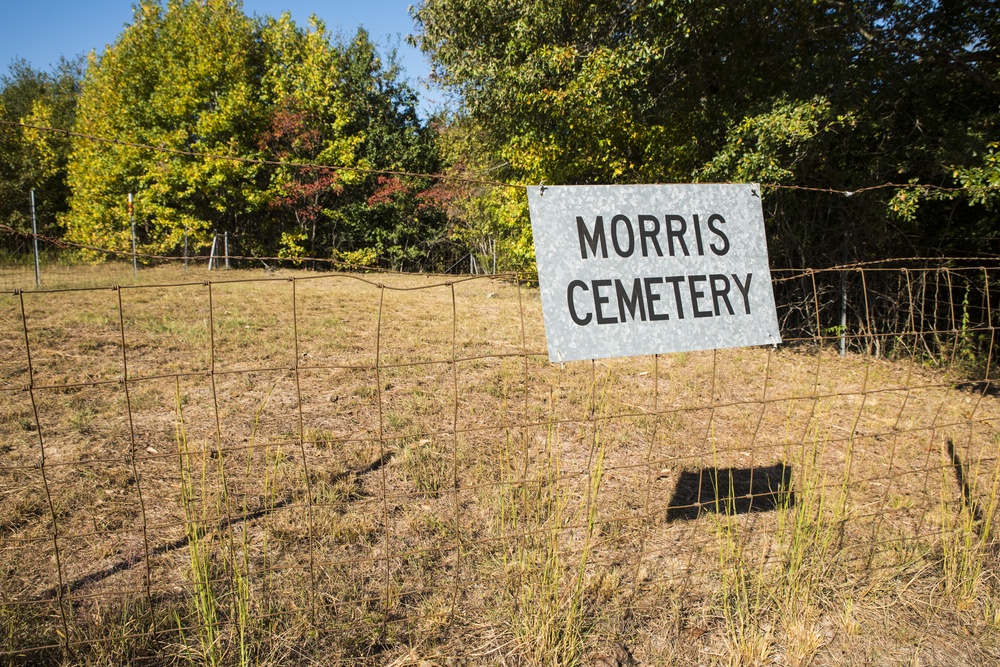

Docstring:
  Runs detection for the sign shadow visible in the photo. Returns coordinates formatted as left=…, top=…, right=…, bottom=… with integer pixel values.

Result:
left=666, top=462, right=793, bottom=521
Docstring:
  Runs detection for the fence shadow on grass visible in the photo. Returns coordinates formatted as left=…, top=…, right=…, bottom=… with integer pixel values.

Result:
left=666, top=463, right=794, bottom=521
left=36, top=451, right=396, bottom=602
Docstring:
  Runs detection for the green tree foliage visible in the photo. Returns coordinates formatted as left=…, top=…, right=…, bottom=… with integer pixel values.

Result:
left=414, top=0, right=1000, bottom=267
left=64, top=0, right=269, bottom=257
left=0, top=58, right=82, bottom=242
left=63, top=0, right=451, bottom=269
left=431, top=117, right=535, bottom=273
left=333, top=31, right=454, bottom=269
left=256, top=20, right=450, bottom=267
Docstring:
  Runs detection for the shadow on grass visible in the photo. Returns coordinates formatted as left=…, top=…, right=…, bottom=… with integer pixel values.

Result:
left=38, top=450, right=394, bottom=601
left=666, top=463, right=794, bottom=521
left=947, top=438, right=986, bottom=524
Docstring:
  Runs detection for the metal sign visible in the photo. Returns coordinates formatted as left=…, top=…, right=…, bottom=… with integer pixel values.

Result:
left=527, top=184, right=782, bottom=362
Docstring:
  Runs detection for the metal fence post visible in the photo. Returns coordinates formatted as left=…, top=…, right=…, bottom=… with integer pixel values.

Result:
left=224, top=231, right=229, bottom=270
left=30, top=189, right=40, bottom=288
left=129, top=193, right=137, bottom=278
left=184, top=228, right=189, bottom=271
left=840, top=231, right=849, bottom=356
left=208, top=232, right=217, bottom=272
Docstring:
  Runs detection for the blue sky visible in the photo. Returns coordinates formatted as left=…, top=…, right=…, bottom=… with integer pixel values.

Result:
left=0, top=0, right=442, bottom=113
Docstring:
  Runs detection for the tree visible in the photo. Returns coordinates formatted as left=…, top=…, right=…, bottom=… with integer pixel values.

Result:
left=428, top=115, right=535, bottom=273
left=63, top=0, right=267, bottom=257
left=62, top=1, right=452, bottom=269
left=254, top=18, right=452, bottom=268
left=414, top=0, right=1000, bottom=267
left=321, top=29, right=454, bottom=269
left=0, top=58, right=82, bottom=245
left=254, top=14, right=346, bottom=258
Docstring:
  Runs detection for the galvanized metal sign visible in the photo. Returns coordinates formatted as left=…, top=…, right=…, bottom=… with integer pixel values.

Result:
left=527, top=184, right=782, bottom=362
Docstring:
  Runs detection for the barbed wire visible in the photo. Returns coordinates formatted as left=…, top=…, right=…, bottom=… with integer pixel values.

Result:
left=0, top=223, right=380, bottom=274
left=6, top=224, right=1000, bottom=289
left=0, top=119, right=520, bottom=191
left=4, top=119, right=1000, bottom=197
left=759, top=182, right=1000, bottom=196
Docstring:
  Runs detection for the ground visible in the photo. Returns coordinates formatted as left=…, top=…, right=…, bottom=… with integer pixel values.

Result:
left=1, top=262, right=999, bottom=666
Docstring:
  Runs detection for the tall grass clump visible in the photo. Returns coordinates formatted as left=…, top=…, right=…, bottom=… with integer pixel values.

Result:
left=774, top=431, right=841, bottom=666
left=711, top=424, right=847, bottom=667
left=779, top=431, right=842, bottom=606
left=939, top=439, right=1000, bottom=609
left=714, top=499, right=773, bottom=666
left=175, top=382, right=221, bottom=666
left=231, top=380, right=277, bottom=666
left=497, top=376, right=609, bottom=666
left=172, top=379, right=283, bottom=666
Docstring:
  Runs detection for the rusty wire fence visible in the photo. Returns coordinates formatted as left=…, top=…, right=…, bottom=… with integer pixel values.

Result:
left=2, top=261, right=1000, bottom=665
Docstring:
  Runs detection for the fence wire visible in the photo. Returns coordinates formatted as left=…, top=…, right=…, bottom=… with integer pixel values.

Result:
left=8, top=118, right=1000, bottom=198
left=1, top=262, right=999, bottom=665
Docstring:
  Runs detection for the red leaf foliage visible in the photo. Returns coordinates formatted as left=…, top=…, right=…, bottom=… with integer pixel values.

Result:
left=367, top=176, right=410, bottom=206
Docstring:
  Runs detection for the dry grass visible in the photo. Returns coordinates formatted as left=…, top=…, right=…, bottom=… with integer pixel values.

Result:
left=0, top=262, right=999, bottom=666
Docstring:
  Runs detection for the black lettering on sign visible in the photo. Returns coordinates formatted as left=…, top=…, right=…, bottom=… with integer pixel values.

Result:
left=638, top=215, right=663, bottom=257
left=688, top=275, right=713, bottom=318
left=592, top=280, right=617, bottom=324
left=692, top=214, right=705, bottom=255
left=616, top=278, right=647, bottom=322
left=708, top=214, right=729, bottom=256
left=664, top=276, right=685, bottom=319
left=709, top=274, right=734, bottom=316
left=611, top=215, right=635, bottom=257
left=567, top=280, right=592, bottom=325
left=732, top=273, right=752, bottom=314
left=565, top=273, right=754, bottom=328
left=643, top=277, right=669, bottom=321
left=665, top=215, right=690, bottom=257
left=577, top=216, right=607, bottom=259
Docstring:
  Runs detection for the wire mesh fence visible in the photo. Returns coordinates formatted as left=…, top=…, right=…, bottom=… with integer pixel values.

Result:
left=1, top=261, right=999, bottom=665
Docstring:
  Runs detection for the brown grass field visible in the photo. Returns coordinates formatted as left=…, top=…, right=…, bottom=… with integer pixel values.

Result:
left=1, top=262, right=999, bottom=666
